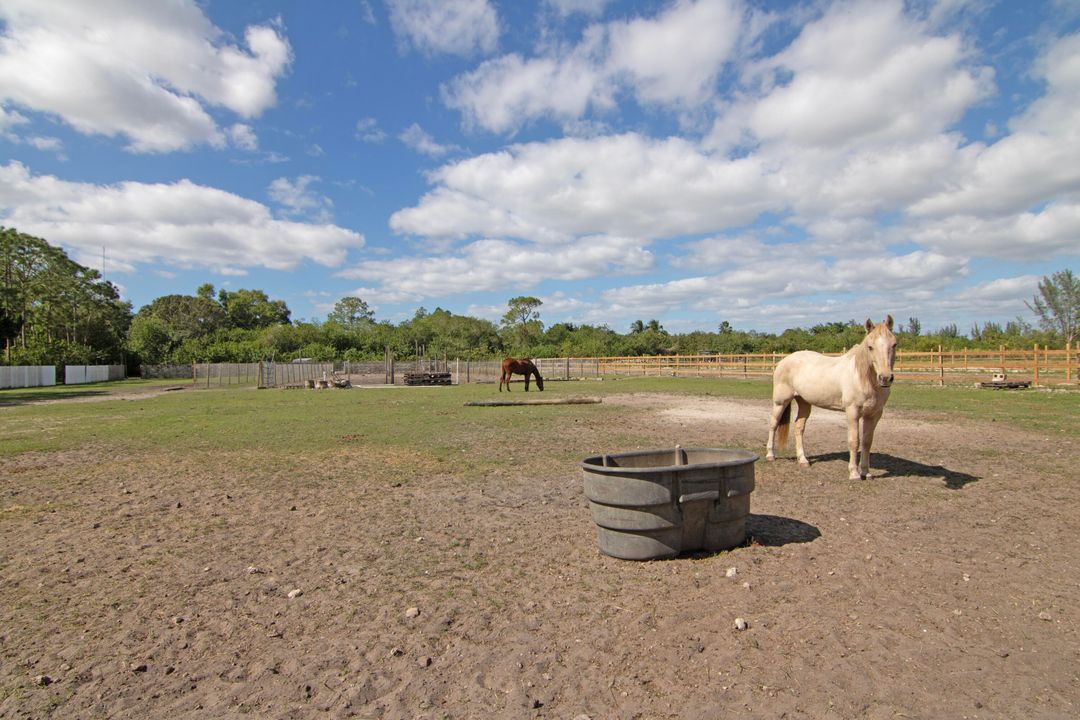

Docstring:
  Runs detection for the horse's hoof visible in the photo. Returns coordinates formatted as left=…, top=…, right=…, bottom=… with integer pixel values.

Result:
left=765, top=454, right=775, bottom=462
left=798, top=460, right=811, bottom=468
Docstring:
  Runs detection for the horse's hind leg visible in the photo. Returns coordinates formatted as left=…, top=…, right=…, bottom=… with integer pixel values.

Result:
left=766, top=397, right=791, bottom=461
left=793, top=397, right=812, bottom=467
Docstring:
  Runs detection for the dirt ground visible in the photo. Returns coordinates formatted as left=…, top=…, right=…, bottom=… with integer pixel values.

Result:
left=2, top=389, right=1078, bottom=719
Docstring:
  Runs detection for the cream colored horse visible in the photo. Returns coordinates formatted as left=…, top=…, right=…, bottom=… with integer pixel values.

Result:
left=766, top=316, right=897, bottom=480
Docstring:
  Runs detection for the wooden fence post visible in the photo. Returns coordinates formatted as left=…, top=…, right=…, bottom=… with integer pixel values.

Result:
left=1033, top=343, right=1040, bottom=387
left=938, top=345, right=944, bottom=386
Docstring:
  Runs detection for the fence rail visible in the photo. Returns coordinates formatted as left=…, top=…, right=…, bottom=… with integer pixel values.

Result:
left=159, top=342, right=1080, bottom=391
left=590, top=343, right=1080, bottom=387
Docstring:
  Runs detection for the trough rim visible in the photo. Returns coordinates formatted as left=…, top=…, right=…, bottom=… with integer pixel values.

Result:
left=581, top=446, right=759, bottom=475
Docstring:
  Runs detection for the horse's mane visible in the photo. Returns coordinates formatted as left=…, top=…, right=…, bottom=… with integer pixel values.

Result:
left=848, top=329, right=879, bottom=394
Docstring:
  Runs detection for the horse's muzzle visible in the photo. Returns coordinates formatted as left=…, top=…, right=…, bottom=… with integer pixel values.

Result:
left=878, top=374, right=894, bottom=387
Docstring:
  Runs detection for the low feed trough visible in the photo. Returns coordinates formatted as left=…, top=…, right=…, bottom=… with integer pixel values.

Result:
left=581, top=447, right=757, bottom=560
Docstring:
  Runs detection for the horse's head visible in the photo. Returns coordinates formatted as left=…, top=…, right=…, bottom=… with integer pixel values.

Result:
left=863, top=315, right=896, bottom=387
left=534, top=372, right=544, bottom=391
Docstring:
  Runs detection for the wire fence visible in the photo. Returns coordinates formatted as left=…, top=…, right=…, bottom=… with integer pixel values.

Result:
left=151, top=342, right=1080, bottom=390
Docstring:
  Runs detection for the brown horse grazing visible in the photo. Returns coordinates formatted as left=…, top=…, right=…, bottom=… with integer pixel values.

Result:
left=766, top=316, right=897, bottom=480
left=499, top=357, right=544, bottom=392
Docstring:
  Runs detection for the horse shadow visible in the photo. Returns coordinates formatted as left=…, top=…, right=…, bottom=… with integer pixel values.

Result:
left=810, top=451, right=980, bottom=490
left=744, top=514, right=821, bottom=547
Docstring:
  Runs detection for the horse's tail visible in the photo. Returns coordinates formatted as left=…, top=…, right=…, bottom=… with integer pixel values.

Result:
left=774, top=400, right=793, bottom=448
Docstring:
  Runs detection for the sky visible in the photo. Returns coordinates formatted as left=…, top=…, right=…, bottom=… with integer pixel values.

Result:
left=1, top=0, right=1079, bottom=335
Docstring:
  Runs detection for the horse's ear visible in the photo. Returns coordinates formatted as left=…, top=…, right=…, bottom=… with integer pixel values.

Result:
left=864, top=318, right=874, bottom=333
left=885, top=314, right=894, bottom=330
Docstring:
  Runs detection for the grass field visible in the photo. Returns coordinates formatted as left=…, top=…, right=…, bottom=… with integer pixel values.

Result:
left=3, top=376, right=1077, bottom=457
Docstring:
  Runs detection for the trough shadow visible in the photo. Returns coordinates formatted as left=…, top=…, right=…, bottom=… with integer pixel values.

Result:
left=809, top=451, right=980, bottom=490
left=744, top=514, right=821, bottom=547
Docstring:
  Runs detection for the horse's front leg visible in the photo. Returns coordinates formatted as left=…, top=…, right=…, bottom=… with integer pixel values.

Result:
left=859, top=412, right=882, bottom=479
left=846, top=406, right=862, bottom=480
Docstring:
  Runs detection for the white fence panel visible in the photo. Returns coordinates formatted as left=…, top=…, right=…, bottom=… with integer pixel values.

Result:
left=0, top=365, right=56, bottom=389
left=64, top=365, right=126, bottom=385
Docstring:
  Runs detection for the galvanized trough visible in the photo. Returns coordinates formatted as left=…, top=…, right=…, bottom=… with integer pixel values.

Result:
left=581, top=447, right=757, bottom=560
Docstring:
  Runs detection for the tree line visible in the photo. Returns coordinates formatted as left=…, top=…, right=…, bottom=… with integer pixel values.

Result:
left=2, top=227, right=1077, bottom=368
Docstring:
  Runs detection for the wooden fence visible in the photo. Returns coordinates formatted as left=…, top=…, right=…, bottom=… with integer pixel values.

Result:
left=170, top=343, right=1080, bottom=390
left=591, top=343, right=1080, bottom=387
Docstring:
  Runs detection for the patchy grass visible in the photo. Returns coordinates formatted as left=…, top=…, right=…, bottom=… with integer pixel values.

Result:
left=2, top=376, right=1076, bottom=461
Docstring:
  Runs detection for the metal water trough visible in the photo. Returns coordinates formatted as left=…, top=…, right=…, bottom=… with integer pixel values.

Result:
left=581, top=447, right=757, bottom=560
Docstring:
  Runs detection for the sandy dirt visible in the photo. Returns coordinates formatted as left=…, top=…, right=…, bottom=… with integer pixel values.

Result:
left=2, top=389, right=1078, bottom=719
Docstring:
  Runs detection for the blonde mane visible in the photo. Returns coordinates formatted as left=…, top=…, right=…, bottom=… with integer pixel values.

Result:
left=850, top=330, right=881, bottom=395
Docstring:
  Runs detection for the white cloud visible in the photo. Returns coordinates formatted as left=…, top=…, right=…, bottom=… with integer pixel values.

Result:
left=268, top=175, right=334, bottom=222
left=443, top=0, right=744, bottom=133
left=356, top=117, right=387, bottom=143
left=399, top=123, right=461, bottom=157
left=228, top=123, right=258, bottom=151
left=544, top=0, right=612, bottom=17
left=391, top=133, right=782, bottom=242
left=709, top=0, right=992, bottom=152
left=910, top=201, right=1080, bottom=259
left=910, top=33, right=1080, bottom=219
left=338, top=235, right=653, bottom=302
left=0, top=161, right=362, bottom=275
left=607, top=0, right=743, bottom=106
left=387, top=0, right=499, bottom=57
left=444, top=48, right=611, bottom=133
left=0, top=0, right=291, bottom=153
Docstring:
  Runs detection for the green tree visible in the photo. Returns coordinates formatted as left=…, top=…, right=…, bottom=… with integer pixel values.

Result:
left=328, top=296, right=375, bottom=329
left=2, top=227, right=131, bottom=364
left=501, top=296, right=543, bottom=351
left=218, top=288, right=291, bottom=330
left=1026, top=269, right=1079, bottom=346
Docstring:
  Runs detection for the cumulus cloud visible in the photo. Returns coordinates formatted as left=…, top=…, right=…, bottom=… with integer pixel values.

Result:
left=228, top=123, right=259, bottom=151
left=391, top=133, right=782, bottom=242
left=0, top=161, right=362, bottom=275
left=544, top=0, right=613, bottom=17
left=399, top=123, right=461, bottom=157
left=0, top=0, right=291, bottom=153
left=606, top=0, right=743, bottom=106
left=268, top=175, right=335, bottom=223
left=909, top=33, right=1080, bottom=219
left=387, top=0, right=499, bottom=57
left=724, top=1, right=992, bottom=151
left=443, top=0, right=745, bottom=133
left=338, top=235, right=653, bottom=303
left=356, top=117, right=387, bottom=143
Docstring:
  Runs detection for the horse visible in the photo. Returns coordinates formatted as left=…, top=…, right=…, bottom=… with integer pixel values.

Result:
left=766, top=316, right=897, bottom=480
left=499, top=357, right=544, bottom=392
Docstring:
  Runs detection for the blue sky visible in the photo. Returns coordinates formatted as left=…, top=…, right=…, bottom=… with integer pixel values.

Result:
left=2, top=0, right=1079, bottom=334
